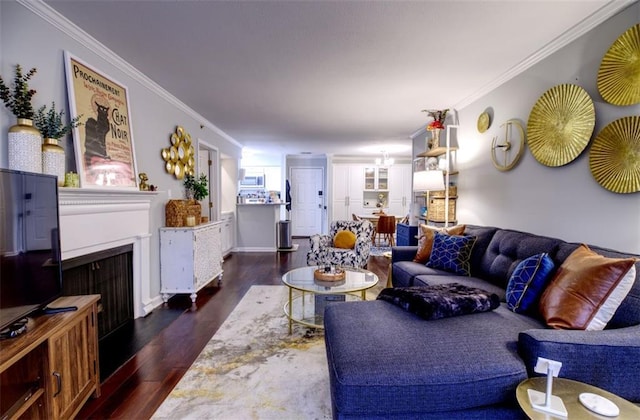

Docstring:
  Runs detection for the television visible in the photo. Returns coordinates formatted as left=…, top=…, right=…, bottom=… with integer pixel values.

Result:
left=0, top=169, right=62, bottom=333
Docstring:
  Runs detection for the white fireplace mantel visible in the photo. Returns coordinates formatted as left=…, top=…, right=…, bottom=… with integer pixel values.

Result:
left=58, top=188, right=159, bottom=318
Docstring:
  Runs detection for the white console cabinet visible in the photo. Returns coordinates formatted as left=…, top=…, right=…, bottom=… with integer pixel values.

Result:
left=160, top=221, right=224, bottom=302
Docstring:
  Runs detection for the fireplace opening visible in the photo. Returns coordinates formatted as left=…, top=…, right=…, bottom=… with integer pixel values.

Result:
left=61, top=244, right=134, bottom=341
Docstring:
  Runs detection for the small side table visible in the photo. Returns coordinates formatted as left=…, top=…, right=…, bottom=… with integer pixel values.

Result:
left=516, top=377, right=640, bottom=419
left=396, top=223, right=418, bottom=246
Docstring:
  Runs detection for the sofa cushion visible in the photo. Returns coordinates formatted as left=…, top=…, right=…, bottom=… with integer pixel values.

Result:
left=333, top=230, right=356, bottom=249
left=506, top=253, right=555, bottom=314
left=463, top=225, right=499, bottom=274
left=473, top=229, right=563, bottom=290
left=324, top=300, right=544, bottom=416
left=427, top=232, right=476, bottom=276
left=413, top=224, right=465, bottom=263
left=392, top=261, right=449, bottom=287
left=540, top=244, right=636, bottom=330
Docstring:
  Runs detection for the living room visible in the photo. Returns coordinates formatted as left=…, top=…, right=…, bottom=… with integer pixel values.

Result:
left=1, top=0, right=639, bottom=418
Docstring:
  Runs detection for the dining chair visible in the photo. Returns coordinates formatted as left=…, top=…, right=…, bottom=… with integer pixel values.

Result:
left=375, top=215, right=396, bottom=247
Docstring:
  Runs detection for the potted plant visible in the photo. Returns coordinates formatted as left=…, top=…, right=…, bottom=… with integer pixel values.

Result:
left=0, top=64, right=37, bottom=120
left=34, top=102, right=83, bottom=140
left=0, top=64, right=42, bottom=172
left=33, top=102, right=83, bottom=185
left=184, top=173, right=209, bottom=201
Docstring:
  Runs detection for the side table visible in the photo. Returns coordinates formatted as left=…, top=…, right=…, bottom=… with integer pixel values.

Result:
left=396, top=223, right=418, bottom=246
left=516, top=377, right=640, bottom=419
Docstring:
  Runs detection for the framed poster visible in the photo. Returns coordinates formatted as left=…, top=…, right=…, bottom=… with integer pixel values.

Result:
left=64, top=51, right=138, bottom=188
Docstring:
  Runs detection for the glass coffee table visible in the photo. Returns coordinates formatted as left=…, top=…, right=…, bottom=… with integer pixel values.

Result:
left=282, top=266, right=379, bottom=333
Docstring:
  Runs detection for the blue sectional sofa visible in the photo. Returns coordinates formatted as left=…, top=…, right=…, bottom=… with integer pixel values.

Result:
left=323, top=225, right=640, bottom=419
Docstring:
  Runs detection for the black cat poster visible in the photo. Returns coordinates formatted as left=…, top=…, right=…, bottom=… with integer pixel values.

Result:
left=64, top=51, right=138, bottom=188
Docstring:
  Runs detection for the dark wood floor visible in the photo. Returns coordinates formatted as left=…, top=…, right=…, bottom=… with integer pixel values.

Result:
left=77, top=238, right=390, bottom=419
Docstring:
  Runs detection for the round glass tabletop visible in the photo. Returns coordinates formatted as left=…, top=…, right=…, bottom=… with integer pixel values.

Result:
left=282, top=266, right=378, bottom=294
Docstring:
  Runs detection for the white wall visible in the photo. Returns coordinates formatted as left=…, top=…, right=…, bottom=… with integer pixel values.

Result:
left=454, top=4, right=639, bottom=253
left=1, top=2, right=243, bottom=298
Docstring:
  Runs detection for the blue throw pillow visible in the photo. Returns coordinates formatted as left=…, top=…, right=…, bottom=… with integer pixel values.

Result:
left=506, top=253, right=555, bottom=314
left=426, top=232, right=477, bottom=276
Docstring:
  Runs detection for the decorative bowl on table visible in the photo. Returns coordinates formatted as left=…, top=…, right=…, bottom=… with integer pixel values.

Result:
left=314, top=266, right=346, bottom=281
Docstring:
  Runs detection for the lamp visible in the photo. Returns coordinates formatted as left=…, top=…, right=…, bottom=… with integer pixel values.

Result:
left=413, top=170, right=444, bottom=192
left=413, top=170, right=445, bottom=225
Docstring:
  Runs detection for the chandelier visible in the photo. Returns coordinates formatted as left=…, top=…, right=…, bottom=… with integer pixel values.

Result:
left=375, top=151, right=394, bottom=167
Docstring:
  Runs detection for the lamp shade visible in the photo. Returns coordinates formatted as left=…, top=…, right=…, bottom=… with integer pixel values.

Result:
left=413, top=170, right=445, bottom=192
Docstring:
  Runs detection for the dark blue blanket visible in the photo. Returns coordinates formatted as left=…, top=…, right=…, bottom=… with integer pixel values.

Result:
left=377, top=283, right=500, bottom=320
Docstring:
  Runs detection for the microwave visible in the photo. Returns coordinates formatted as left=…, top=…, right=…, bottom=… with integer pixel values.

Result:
left=239, top=174, right=265, bottom=188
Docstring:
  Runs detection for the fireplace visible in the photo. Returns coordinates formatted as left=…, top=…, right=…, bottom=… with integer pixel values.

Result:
left=62, top=244, right=134, bottom=339
left=58, top=189, right=157, bottom=319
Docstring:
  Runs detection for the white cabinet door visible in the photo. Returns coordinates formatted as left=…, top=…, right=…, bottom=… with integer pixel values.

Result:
left=388, top=164, right=412, bottom=216
left=331, top=164, right=365, bottom=221
left=221, top=212, right=234, bottom=256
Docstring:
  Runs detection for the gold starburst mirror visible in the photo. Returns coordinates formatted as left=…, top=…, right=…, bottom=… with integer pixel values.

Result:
left=161, top=126, right=195, bottom=180
left=527, top=84, right=595, bottom=167
left=597, top=24, right=640, bottom=106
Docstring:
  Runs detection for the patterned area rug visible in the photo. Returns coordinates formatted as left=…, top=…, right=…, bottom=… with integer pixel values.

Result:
left=152, top=285, right=332, bottom=419
left=370, top=245, right=392, bottom=256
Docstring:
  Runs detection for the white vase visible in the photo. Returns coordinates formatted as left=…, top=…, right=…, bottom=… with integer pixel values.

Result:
left=42, top=138, right=66, bottom=186
left=8, top=118, right=42, bottom=173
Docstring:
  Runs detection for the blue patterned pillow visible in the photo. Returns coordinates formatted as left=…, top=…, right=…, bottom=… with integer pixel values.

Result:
left=426, top=232, right=477, bottom=276
left=506, top=253, right=555, bottom=314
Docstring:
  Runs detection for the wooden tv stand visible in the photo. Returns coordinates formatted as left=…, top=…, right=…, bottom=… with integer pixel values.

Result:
left=0, top=295, right=100, bottom=420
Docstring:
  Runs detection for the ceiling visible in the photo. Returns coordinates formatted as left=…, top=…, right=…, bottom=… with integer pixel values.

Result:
left=44, top=0, right=623, bottom=158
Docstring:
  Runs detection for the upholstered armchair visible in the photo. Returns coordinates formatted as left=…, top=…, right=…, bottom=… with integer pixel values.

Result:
left=306, top=220, right=374, bottom=268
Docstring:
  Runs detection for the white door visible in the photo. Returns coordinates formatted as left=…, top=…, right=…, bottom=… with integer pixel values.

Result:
left=290, top=167, right=323, bottom=236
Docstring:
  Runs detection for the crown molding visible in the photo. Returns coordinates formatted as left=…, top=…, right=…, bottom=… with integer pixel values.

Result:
left=453, top=0, right=635, bottom=110
left=18, top=0, right=243, bottom=149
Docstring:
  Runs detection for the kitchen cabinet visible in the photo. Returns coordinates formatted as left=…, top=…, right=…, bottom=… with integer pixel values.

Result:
left=331, top=164, right=364, bottom=221
left=387, top=164, right=412, bottom=216
left=364, top=166, right=388, bottom=190
left=221, top=212, right=235, bottom=257
left=160, top=221, right=224, bottom=302
left=332, top=163, right=412, bottom=221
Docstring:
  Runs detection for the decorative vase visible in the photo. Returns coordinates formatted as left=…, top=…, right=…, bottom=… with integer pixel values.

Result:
left=428, top=128, right=442, bottom=150
left=8, top=118, right=42, bottom=173
left=42, top=138, right=66, bottom=186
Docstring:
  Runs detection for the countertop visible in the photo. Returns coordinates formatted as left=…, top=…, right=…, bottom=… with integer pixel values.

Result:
left=237, top=202, right=289, bottom=206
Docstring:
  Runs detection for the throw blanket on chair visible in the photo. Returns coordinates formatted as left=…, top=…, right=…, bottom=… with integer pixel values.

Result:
left=377, top=283, right=500, bottom=320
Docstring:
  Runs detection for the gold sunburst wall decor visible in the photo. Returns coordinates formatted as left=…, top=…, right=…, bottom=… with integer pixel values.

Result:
left=589, top=116, right=640, bottom=194
left=527, top=84, right=595, bottom=167
left=161, top=126, right=195, bottom=180
left=597, top=24, right=640, bottom=106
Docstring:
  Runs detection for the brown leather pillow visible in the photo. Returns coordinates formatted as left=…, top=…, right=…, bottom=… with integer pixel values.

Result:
left=539, top=244, right=636, bottom=330
left=413, top=224, right=465, bottom=264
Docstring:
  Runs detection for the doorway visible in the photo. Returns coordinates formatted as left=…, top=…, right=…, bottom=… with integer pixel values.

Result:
left=198, top=141, right=220, bottom=222
left=289, top=167, right=324, bottom=236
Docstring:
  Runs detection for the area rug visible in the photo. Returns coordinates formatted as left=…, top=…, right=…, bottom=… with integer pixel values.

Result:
left=370, top=245, right=392, bottom=256
left=152, top=285, right=332, bottom=419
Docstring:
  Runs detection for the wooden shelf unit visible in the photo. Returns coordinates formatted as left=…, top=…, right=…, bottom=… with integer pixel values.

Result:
left=0, top=295, right=100, bottom=420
